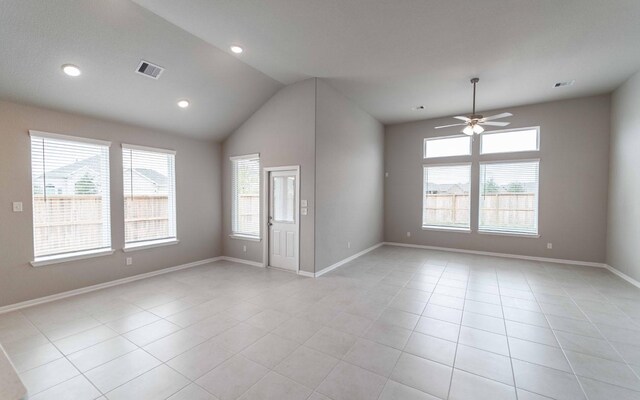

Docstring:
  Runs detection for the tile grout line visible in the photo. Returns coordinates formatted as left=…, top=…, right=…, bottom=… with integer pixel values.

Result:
left=495, top=267, right=520, bottom=400
left=444, top=260, right=471, bottom=400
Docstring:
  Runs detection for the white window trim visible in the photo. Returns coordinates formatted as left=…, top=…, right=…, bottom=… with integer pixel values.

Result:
left=477, top=230, right=540, bottom=238
left=122, top=145, right=178, bottom=245
left=479, top=126, right=540, bottom=155
left=231, top=153, right=261, bottom=239
left=31, top=248, right=115, bottom=267
left=422, top=226, right=471, bottom=233
left=229, top=234, right=262, bottom=242
left=422, top=162, right=472, bottom=231
left=122, top=143, right=176, bottom=155
left=29, top=130, right=111, bottom=147
left=30, top=131, right=112, bottom=262
left=123, top=238, right=180, bottom=252
left=424, top=134, right=472, bottom=159
left=230, top=153, right=260, bottom=161
left=477, top=158, right=540, bottom=236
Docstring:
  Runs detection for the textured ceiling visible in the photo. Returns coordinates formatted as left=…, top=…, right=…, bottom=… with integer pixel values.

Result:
left=0, top=0, right=282, bottom=140
left=133, top=0, right=640, bottom=125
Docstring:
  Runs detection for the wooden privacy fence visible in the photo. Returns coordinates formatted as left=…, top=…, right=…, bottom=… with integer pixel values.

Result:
left=424, top=193, right=536, bottom=227
left=33, top=195, right=170, bottom=254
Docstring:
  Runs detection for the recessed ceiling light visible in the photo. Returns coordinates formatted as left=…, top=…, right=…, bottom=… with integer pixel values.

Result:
left=62, top=64, right=81, bottom=77
left=177, top=99, right=190, bottom=108
left=230, top=45, right=244, bottom=54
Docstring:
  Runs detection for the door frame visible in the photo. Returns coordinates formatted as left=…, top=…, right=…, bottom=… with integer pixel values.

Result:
left=262, top=165, right=301, bottom=272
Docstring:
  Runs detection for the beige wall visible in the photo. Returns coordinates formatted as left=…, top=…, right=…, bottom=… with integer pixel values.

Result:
left=0, top=100, right=222, bottom=307
left=315, top=80, right=384, bottom=270
left=607, top=70, right=640, bottom=280
left=221, top=79, right=317, bottom=273
left=385, top=95, right=610, bottom=263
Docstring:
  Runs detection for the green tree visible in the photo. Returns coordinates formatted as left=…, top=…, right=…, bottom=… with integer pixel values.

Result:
left=75, top=173, right=97, bottom=194
left=483, top=178, right=499, bottom=193
left=506, top=182, right=525, bottom=193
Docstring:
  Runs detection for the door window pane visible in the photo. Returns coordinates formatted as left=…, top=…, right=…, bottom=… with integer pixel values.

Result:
left=273, top=175, right=295, bottom=223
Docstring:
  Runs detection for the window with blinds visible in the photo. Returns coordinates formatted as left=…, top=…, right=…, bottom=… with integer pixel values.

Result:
left=479, top=160, right=539, bottom=235
left=30, top=131, right=112, bottom=259
left=122, top=145, right=177, bottom=246
left=231, top=154, right=260, bottom=238
left=423, top=164, right=471, bottom=230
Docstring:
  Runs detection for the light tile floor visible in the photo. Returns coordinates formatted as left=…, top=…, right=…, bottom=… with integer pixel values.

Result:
left=2, top=246, right=640, bottom=399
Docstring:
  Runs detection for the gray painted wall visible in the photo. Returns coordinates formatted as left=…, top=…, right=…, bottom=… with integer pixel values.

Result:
left=607, top=70, right=640, bottom=281
left=221, top=79, right=316, bottom=273
left=385, top=95, right=610, bottom=263
left=315, top=80, right=384, bottom=271
left=0, top=100, right=222, bottom=307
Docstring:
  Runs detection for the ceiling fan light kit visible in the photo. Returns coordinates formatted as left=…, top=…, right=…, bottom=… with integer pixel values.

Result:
left=435, top=77, right=513, bottom=135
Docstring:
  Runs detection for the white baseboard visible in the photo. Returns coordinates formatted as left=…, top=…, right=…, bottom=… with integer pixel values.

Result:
left=0, top=257, right=223, bottom=315
left=220, top=256, right=264, bottom=268
left=313, top=243, right=384, bottom=277
left=604, top=264, right=640, bottom=289
left=383, top=242, right=606, bottom=268
left=297, top=271, right=315, bottom=278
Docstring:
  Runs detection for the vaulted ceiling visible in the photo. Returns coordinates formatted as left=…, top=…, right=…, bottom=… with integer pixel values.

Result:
left=2, top=0, right=640, bottom=140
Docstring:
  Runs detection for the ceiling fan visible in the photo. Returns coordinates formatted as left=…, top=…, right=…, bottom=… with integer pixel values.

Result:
left=435, top=78, right=512, bottom=135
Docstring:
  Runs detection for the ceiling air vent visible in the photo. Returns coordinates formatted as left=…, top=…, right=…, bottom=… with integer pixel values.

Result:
left=554, top=80, right=575, bottom=88
left=136, top=60, right=164, bottom=79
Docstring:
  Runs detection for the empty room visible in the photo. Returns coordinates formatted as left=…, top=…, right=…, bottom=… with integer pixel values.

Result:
left=1, top=1, right=640, bottom=399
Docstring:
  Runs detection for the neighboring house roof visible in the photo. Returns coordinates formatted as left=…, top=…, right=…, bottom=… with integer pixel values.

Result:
left=38, top=155, right=101, bottom=181
left=125, top=168, right=168, bottom=187
left=36, top=156, right=168, bottom=186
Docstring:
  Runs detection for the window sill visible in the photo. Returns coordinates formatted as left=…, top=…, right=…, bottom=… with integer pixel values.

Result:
left=229, top=234, right=261, bottom=242
left=123, top=238, right=179, bottom=252
left=31, top=248, right=115, bottom=267
left=422, top=226, right=471, bottom=233
left=478, top=230, right=540, bottom=238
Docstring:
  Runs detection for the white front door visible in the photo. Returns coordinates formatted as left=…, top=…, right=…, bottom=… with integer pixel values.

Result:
left=268, top=170, right=299, bottom=271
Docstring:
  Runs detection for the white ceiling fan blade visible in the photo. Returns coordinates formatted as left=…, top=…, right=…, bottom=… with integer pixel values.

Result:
left=453, top=116, right=471, bottom=122
left=435, top=123, right=467, bottom=129
left=481, top=112, right=513, bottom=121
left=480, top=121, right=510, bottom=127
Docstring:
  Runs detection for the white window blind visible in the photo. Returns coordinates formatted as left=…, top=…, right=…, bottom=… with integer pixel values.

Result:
left=481, top=127, right=539, bottom=154
left=122, top=145, right=176, bottom=245
left=479, top=160, right=539, bottom=235
left=423, top=164, right=471, bottom=230
left=30, top=132, right=111, bottom=258
left=231, top=154, right=260, bottom=238
left=424, top=136, right=472, bottom=158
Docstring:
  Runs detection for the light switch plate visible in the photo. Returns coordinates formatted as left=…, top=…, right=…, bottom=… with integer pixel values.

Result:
left=12, top=202, right=23, bottom=212
left=301, top=207, right=308, bottom=215
left=301, top=200, right=308, bottom=207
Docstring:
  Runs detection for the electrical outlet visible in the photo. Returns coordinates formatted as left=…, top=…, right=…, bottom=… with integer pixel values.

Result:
left=243, top=245, right=247, bottom=252
left=347, top=242, right=351, bottom=249
left=547, top=243, right=553, bottom=249
left=12, top=202, right=23, bottom=212
left=385, top=172, right=389, bottom=177
left=407, top=231, right=411, bottom=237
left=126, top=257, right=132, bottom=266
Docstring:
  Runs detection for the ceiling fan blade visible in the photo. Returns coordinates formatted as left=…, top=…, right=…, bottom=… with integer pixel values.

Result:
left=453, top=116, right=471, bottom=122
left=481, top=112, right=513, bottom=121
left=435, top=123, right=467, bottom=129
left=480, top=121, right=510, bottom=127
